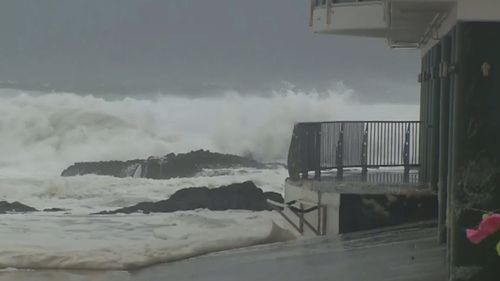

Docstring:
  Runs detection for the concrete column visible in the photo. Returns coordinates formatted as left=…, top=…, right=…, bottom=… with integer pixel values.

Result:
left=419, top=51, right=429, bottom=184
left=438, top=36, right=451, bottom=244
left=450, top=22, right=500, bottom=281
left=430, top=46, right=441, bottom=192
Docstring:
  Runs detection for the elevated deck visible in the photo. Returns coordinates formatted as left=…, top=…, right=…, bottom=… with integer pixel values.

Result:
left=284, top=121, right=436, bottom=236
left=283, top=169, right=436, bottom=236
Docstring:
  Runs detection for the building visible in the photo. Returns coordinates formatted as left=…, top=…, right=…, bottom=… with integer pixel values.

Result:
left=278, top=1, right=500, bottom=280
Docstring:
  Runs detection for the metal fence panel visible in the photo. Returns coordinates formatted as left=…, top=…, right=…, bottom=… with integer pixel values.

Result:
left=288, top=121, right=421, bottom=179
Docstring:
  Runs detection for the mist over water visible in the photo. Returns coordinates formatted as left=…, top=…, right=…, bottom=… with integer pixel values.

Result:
left=0, top=88, right=418, bottom=176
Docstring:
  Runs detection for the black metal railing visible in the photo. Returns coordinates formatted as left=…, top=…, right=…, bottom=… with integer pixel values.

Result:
left=287, top=121, right=420, bottom=180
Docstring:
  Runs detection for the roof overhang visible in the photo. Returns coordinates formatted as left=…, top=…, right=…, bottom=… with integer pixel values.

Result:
left=309, top=0, right=471, bottom=49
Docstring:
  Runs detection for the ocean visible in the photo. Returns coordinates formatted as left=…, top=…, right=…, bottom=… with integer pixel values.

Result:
left=0, top=89, right=418, bottom=271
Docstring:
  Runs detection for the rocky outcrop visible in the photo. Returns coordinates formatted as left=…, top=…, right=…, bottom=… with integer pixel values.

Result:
left=43, top=208, right=70, bottom=212
left=97, top=181, right=283, bottom=214
left=61, top=150, right=264, bottom=179
left=61, top=160, right=143, bottom=178
left=0, top=201, right=38, bottom=213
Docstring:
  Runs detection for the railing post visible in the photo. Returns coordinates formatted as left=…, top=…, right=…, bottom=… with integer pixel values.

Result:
left=361, top=123, right=368, bottom=181
left=321, top=205, right=327, bottom=235
left=301, top=126, right=309, bottom=180
left=326, top=0, right=331, bottom=25
left=299, top=203, right=304, bottom=234
left=287, top=124, right=301, bottom=181
left=336, top=123, right=344, bottom=178
left=309, top=0, right=315, bottom=27
left=403, top=123, right=411, bottom=182
left=317, top=191, right=322, bottom=234
left=314, top=124, right=321, bottom=180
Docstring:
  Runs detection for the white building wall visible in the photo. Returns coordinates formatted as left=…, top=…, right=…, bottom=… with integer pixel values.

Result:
left=457, top=0, right=500, bottom=22
left=421, top=4, right=457, bottom=55
left=284, top=182, right=340, bottom=237
left=312, top=2, right=387, bottom=37
left=422, top=0, right=500, bottom=55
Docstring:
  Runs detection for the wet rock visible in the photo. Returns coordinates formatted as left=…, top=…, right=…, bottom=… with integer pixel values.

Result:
left=61, top=160, right=143, bottom=178
left=43, top=208, right=70, bottom=212
left=264, top=191, right=284, bottom=204
left=0, top=201, right=38, bottom=213
left=61, top=150, right=264, bottom=179
left=98, top=181, right=283, bottom=214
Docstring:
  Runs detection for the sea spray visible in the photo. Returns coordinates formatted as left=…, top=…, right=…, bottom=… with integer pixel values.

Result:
left=0, top=90, right=418, bottom=177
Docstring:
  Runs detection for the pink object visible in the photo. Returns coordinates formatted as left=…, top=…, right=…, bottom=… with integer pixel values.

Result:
left=466, top=214, right=500, bottom=244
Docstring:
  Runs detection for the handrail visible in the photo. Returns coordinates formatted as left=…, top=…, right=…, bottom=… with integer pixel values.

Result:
left=287, top=121, right=421, bottom=180
left=326, top=0, right=331, bottom=25
left=309, top=0, right=315, bottom=27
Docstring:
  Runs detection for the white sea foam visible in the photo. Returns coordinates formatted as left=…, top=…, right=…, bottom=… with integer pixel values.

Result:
left=0, top=168, right=287, bottom=213
left=0, top=211, right=296, bottom=270
left=0, top=167, right=293, bottom=270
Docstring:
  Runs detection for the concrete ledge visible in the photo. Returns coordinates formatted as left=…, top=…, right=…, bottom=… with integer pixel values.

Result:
left=284, top=172, right=437, bottom=236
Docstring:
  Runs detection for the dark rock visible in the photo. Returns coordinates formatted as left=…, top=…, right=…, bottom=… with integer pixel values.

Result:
left=97, top=181, right=283, bottom=214
left=0, top=201, right=38, bottom=213
left=61, top=160, right=143, bottom=177
left=61, top=150, right=265, bottom=179
left=264, top=191, right=284, bottom=204
left=43, top=208, right=70, bottom=212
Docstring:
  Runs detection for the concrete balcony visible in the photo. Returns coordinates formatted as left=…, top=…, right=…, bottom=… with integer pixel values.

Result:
left=278, top=121, right=437, bottom=237
left=311, top=1, right=387, bottom=37
left=310, top=0, right=456, bottom=48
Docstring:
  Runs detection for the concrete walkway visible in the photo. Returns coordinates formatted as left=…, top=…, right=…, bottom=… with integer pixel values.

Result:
left=0, top=223, right=446, bottom=281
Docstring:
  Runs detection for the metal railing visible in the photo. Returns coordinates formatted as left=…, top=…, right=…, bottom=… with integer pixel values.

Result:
left=287, top=121, right=420, bottom=180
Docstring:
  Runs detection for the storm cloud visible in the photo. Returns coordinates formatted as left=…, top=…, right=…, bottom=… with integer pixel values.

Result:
left=0, top=0, right=420, bottom=103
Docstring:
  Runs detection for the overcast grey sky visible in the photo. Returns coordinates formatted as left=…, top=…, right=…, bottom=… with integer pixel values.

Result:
left=0, top=0, right=420, bottom=104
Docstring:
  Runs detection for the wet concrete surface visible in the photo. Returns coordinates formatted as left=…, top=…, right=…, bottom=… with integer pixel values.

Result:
left=289, top=168, right=430, bottom=195
left=1, top=222, right=445, bottom=281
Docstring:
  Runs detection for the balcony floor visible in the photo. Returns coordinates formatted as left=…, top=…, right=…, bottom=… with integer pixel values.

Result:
left=288, top=168, right=430, bottom=195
